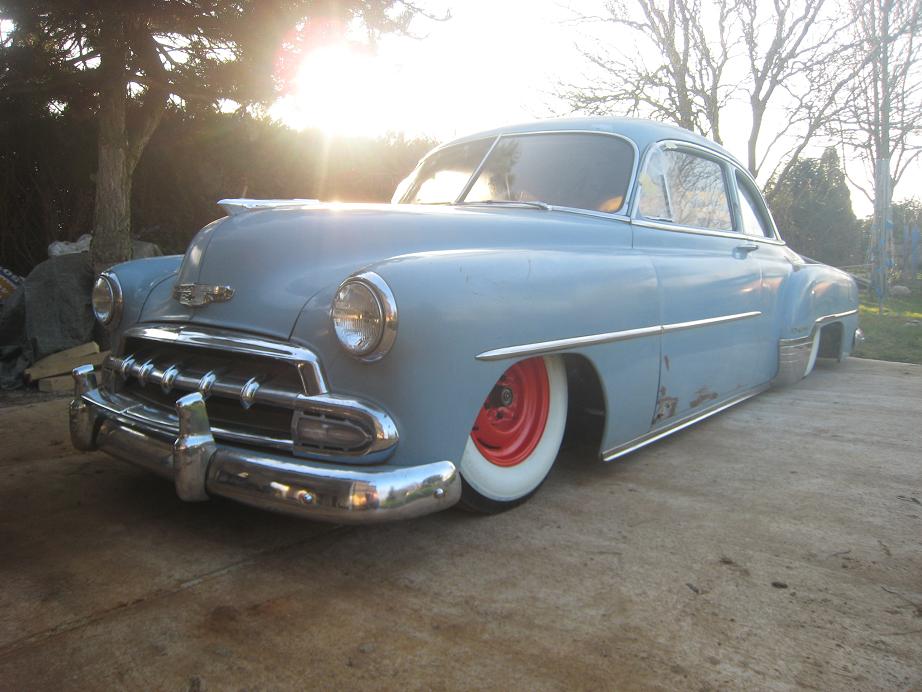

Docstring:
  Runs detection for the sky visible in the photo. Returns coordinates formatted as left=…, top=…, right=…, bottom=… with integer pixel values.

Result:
left=272, top=0, right=581, bottom=140
left=270, top=0, right=922, bottom=219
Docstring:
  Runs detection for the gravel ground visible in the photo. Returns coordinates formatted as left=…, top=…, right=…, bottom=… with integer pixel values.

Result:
left=0, top=357, right=920, bottom=691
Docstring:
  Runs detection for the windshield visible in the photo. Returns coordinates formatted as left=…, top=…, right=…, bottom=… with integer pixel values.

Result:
left=394, top=132, right=635, bottom=213
left=392, top=138, right=494, bottom=205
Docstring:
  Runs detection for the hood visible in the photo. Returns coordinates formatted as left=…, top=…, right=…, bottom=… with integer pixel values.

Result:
left=141, top=203, right=616, bottom=340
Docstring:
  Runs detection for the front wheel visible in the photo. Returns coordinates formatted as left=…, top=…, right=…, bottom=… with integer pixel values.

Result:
left=458, top=355, right=568, bottom=513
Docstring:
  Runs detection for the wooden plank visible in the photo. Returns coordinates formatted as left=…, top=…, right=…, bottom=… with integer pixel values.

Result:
left=38, top=374, right=78, bottom=393
left=25, top=342, right=100, bottom=382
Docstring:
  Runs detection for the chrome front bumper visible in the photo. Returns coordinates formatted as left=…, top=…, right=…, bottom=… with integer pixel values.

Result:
left=69, top=365, right=461, bottom=523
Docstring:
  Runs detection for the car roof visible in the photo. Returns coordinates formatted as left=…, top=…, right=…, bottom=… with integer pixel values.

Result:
left=440, top=116, right=744, bottom=169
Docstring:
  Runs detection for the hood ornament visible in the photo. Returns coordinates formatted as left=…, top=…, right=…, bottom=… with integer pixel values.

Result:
left=173, top=283, right=235, bottom=307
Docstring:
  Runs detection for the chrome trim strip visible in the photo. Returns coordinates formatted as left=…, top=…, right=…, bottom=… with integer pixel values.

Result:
left=631, top=218, right=787, bottom=246
left=601, top=384, right=768, bottom=462
left=661, top=311, right=762, bottom=333
left=773, top=308, right=859, bottom=386
left=476, top=326, right=661, bottom=361
left=815, top=308, right=858, bottom=325
left=118, top=324, right=328, bottom=395
left=475, top=311, right=762, bottom=361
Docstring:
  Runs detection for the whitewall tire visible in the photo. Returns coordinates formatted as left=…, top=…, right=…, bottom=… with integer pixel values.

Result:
left=459, top=355, right=568, bottom=513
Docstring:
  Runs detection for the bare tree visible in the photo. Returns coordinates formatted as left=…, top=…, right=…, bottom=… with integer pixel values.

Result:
left=835, top=0, right=922, bottom=205
left=832, top=0, right=922, bottom=300
left=559, top=0, right=737, bottom=143
left=560, top=0, right=853, bottom=183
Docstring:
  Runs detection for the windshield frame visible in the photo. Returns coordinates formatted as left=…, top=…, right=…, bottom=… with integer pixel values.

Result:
left=396, top=129, right=640, bottom=220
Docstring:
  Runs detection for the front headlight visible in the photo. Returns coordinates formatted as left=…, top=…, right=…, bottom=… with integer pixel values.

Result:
left=92, top=272, right=122, bottom=326
left=331, top=272, right=397, bottom=362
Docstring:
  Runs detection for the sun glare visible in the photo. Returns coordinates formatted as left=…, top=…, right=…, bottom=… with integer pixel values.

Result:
left=274, top=43, right=395, bottom=137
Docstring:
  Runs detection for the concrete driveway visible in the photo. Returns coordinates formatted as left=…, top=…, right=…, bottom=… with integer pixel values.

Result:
left=1, top=357, right=920, bottom=690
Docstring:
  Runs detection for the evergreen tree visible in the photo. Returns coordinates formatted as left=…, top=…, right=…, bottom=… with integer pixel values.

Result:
left=766, top=148, right=862, bottom=266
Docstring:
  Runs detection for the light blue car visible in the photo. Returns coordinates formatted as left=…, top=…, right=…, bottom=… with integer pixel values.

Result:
left=72, top=117, right=861, bottom=523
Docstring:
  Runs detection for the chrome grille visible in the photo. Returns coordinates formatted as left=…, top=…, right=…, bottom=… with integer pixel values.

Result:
left=97, top=325, right=397, bottom=463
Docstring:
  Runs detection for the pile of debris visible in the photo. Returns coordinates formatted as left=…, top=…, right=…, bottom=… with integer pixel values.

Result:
left=23, top=341, right=108, bottom=392
left=0, top=237, right=160, bottom=390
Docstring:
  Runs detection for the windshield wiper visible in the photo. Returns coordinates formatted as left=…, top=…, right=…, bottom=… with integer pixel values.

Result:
left=454, top=199, right=552, bottom=211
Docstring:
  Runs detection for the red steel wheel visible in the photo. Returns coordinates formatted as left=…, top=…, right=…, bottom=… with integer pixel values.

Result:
left=459, top=355, right=568, bottom=513
left=471, top=357, right=551, bottom=467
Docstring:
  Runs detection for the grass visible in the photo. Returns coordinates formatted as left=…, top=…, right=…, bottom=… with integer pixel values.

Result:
left=853, top=289, right=922, bottom=364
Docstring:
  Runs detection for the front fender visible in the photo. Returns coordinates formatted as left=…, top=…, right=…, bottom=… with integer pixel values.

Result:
left=291, top=246, right=661, bottom=466
left=106, top=255, right=184, bottom=336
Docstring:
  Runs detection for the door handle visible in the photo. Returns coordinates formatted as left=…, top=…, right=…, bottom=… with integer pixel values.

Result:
left=733, top=243, right=760, bottom=258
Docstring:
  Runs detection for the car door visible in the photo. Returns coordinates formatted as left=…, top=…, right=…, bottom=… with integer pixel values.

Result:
left=730, top=166, right=794, bottom=381
left=631, top=142, right=773, bottom=426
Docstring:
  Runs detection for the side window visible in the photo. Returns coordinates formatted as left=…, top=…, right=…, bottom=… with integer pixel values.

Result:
left=637, top=147, right=733, bottom=231
left=735, top=172, right=773, bottom=238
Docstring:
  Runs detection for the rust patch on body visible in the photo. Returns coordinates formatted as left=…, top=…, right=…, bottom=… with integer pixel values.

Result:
left=690, top=386, right=718, bottom=408
left=653, top=386, right=678, bottom=423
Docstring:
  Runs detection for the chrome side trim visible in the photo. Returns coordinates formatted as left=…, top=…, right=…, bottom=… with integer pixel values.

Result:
left=815, top=308, right=858, bottom=325
left=601, top=384, right=768, bottom=462
left=773, top=308, right=859, bottom=386
left=774, top=335, right=814, bottom=387
left=661, top=311, right=762, bottom=333
left=632, top=218, right=787, bottom=245
left=117, top=324, right=328, bottom=395
left=475, top=311, right=761, bottom=361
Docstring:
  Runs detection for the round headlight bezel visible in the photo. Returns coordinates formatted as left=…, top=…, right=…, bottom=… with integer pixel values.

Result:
left=92, top=272, right=123, bottom=327
left=330, top=272, right=398, bottom=362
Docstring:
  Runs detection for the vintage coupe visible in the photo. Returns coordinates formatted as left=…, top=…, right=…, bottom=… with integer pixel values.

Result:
left=71, top=117, right=861, bottom=522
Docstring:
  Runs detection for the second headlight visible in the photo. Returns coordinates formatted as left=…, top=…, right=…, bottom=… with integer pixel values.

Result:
left=331, top=272, right=397, bottom=362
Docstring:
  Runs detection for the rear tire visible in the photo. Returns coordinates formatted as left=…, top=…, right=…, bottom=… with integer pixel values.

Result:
left=458, top=355, right=568, bottom=514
